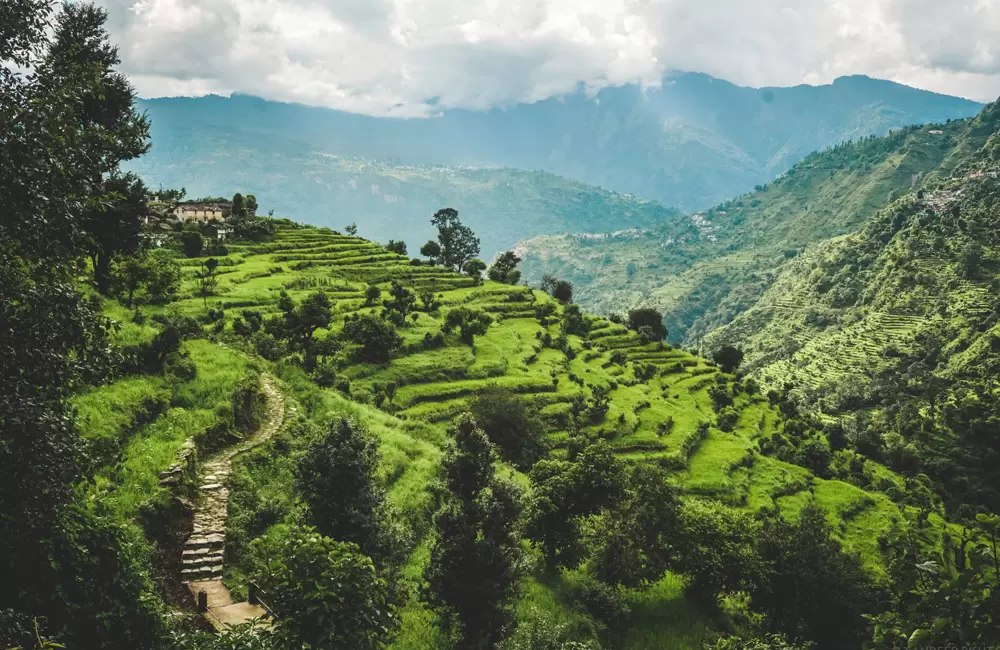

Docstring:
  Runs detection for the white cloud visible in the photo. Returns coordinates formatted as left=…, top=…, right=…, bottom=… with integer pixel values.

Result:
left=99, top=0, right=1000, bottom=116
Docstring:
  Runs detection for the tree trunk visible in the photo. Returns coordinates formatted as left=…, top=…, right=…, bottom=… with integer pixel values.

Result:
left=94, top=252, right=111, bottom=295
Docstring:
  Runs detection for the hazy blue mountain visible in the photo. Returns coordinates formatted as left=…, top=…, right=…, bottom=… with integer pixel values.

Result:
left=127, top=118, right=681, bottom=258
left=135, top=73, right=981, bottom=212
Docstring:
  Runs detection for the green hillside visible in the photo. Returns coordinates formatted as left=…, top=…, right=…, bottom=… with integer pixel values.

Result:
left=7, top=5, right=999, bottom=649
left=518, top=113, right=997, bottom=343
left=703, top=99, right=1000, bottom=515
left=45, top=221, right=984, bottom=649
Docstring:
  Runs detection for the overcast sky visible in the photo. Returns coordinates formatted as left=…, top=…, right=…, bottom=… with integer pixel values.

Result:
left=100, top=0, right=1000, bottom=117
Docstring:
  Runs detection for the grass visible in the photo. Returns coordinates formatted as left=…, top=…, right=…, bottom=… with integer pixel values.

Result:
left=78, top=221, right=959, bottom=648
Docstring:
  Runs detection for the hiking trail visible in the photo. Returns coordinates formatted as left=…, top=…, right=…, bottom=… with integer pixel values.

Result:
left=181, top=374, right=288, bottom=629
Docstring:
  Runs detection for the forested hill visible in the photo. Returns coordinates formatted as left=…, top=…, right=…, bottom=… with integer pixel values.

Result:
left=517, top=112, right=995, bottom=341
left=704, top=99, right=1000, bottom=515
left=131, top=73, right=981, bottom=225
left=125, top=120, right=682, bottom=259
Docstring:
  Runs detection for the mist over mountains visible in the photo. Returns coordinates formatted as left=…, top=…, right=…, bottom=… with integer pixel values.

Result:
left=130, top=72, right=982, bottom=255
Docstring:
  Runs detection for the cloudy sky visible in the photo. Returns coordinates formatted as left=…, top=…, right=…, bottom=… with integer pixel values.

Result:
left=100, top=0, right=1000, bottom=116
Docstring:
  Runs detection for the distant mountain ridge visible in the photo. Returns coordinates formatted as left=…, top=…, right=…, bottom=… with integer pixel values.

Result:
left=135, top=72, right=982, bottom=216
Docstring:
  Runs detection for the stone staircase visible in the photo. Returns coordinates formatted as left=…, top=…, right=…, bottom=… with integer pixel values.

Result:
left=181, top=374, right=287, bottom=628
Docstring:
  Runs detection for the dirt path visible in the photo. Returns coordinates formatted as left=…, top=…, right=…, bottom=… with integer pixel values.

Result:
left=182, top=374, right=286, bottom=629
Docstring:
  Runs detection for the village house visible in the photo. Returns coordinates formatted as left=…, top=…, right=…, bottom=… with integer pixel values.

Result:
left=171, top=201, right=231, bottom=222
left=207, top=222, right=236, bottom=240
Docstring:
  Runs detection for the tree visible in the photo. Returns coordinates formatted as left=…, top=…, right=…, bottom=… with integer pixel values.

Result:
left=443, top=307, right=493, bottom=345
left=463, top=258, right=487, bottom=280
left=252, top=525, right=395, bottom=650
left=539, top=275, right=558, bottom=295
left=959, top=242, right=983, bottom=278
left=430, top=208, right=480, bottom=272
left=0, top=1, right=157, bottom=640
left=245, top=194, right=258, bottom=217
left=47, top=3, right=150, bottom=295
left=592, top=464, right=681, bottom=588
left=675, top=500, right=763, bottom=604
left=274, top=290, right=333, bottom=349
left=627, top=308, right=667, bottom=342
left=420, top=240, right=441, bottom=264
left=181, top=230, right=204, bottom=257
left=111, top=252, right=150, bottom=308
left=469, top=384, right=548, bottom=470
left=755, top=502, right=881, bottom=649
left=713, top=346, right=745, bottom=373
left=343, top=314, right=402, bottom=363
left=297, top=418, right=402, bottom=567
left=85, top=171, right=148, bottom=294
left=423, top=415, right=523, bottom=649
left=525, top=440, right=626, bottom=571
left=196, top=257, right=219, bottom=307
left=488, top=251, right=522, bottom=285
left=345, top=222, right=358, bottom=236
left=145, top=249, right=182, bottom=304
left=231, top=192, right=245, bottom=218
left=384, top=281, right=416, bottom=322
left=551, top=280, right=573, bottom=303
left=385, top=240, right=407, bottom=255
left=365, top=284, right=382, bottom=306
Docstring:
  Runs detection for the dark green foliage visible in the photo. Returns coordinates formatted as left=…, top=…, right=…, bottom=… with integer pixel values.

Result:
left=344, top=222, right=358, bottom=236
left=463, top=257, right=487, bottom=279
left=272, top=290, right=333, bottom=349
left=385, top=240, right=407, bottom=255
left=675, top=500, right=763, bottom=603
left=626, top=308, right=667, bottom=342
left=592, top=464, right=681, bottom=588
left=488, top=251, right=522, bottom=285
left=252, top=525, right=395, bottom=649
left=231, top=192, right=245, bottom=217
left=869, top=514, right=1000, bottom=650
left=705, top=633, right=811, bottom=650
left=563, top=304, right=588, bottom=336
left=420, top=239, right=441, bottom=263
left=443, top=307, right=493, bottom=345
left=419, top=289, right=441, bottom=311
left=525, top=439, right=626, bottom=571
left=342, top=314, right=402, bottom=363
left=180, top=229, right=204, bottom=257
left=551, top=280, right=574, bottom=303
left=431, top=208, right=481, bottom=272
left=365, top=283, right=382, bottom=306
left=144, top=249, right=182, bottom=304
left=712, top=345, right=745, bottom=373
left=423, top=415, right=523, bottom=649
left=469, top=384, right=548, bottom=470
left=754, top=502, right=882, bottom=649
left=231, top=374, right=267, bottom=433
left=166, top=620, right=276, bottom=650
left=384, top=280, right=416, bottom=320
left=297, top=418, right=403, bottom=567
left=196, top=257, right=219, bottom=306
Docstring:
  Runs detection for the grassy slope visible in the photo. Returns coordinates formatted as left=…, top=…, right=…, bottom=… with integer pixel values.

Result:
left=517, top=115, right=994, bottom=344
left=702, top=102, right=1000, bottom=418
left=69, top=223, right=960, bottom=647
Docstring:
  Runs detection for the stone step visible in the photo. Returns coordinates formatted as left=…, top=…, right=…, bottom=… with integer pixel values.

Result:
left=183, top=553, right=225, bottom=568
left=185, top=533, right=225, bottom=549
left=181, top=565, right=223, bottom=580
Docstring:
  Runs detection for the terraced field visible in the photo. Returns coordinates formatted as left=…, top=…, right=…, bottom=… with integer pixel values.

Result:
left=164, top=224, right=923, bottom=573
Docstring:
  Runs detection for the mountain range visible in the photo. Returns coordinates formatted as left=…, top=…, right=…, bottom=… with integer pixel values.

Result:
left=129, top=73, right=982, bottom=258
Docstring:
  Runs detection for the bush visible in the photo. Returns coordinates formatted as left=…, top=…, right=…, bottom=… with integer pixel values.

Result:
left=231, top=374, right=267, bottom=434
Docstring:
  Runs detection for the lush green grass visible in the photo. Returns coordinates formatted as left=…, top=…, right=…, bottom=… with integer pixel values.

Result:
left=82, top=221, right=963, bottom=647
